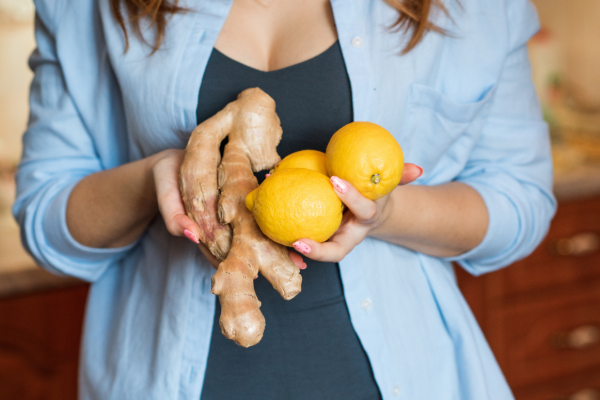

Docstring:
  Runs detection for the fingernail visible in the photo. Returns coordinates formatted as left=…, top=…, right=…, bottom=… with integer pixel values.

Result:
left=183, top=229, right=199, bottom=244
left=416, top=165, right=424, bottom=176
left=265, top=173, right=271, bottom=178
left=254, top=275, right=259, bottom=280
left=330, top=176, right=348, bottom=194
left=298, top=263, right=307, bottom=270
left=293, top=241, right=311, bottom=254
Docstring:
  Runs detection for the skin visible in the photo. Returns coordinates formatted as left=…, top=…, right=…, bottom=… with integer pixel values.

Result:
left=214, top=0, right=338, bottom=71
left=66, top=0, right=489, bottom=268
left=293, top=176, right=488, bottom=262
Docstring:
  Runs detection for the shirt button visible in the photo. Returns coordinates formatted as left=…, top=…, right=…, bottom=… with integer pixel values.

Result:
left=360, top=298, right=372, bottom=310
left=351, top=36, right=363, bottom=48
left=392, top=386, right=401, bottom=396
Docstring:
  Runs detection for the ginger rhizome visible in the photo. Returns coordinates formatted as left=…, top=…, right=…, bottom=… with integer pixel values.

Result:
left=180, top=88, right=302, bottom=347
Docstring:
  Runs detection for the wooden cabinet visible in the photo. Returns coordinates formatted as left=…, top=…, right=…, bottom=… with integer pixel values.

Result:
left=0, top=285, right=88, bottom=400
left=457, top=196, right=600, bottom=400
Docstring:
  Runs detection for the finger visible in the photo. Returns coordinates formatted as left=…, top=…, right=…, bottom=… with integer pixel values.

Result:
left=293, top=238, right=346, bottom=263
left=330, top=176, right=378, bottom=223
left=287, top=250, right=307, bottom=270
left=399, top=163, right=423, bottom=185
left=292, top=225, right=367, bottom=263
left=154, top=167, right=200, bottom=241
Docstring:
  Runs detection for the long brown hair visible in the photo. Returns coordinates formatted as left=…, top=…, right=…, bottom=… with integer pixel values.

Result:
left=110, top=0, right=447, bottom=54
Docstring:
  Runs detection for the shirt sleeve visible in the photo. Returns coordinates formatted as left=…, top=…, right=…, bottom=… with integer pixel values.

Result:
left=12, top=2, right=138, bottom=282
left=444, top=0, right=557, bottom=275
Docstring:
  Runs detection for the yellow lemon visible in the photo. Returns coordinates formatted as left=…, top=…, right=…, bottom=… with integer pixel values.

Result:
left=245, top=168, right=343, bottom=246
left=270, top=150, right=328, bottom=176
left=326, top=121, right=404, bottom=200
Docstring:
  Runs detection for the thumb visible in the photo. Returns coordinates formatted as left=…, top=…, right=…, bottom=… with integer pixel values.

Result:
left=153, top=161, right=200, bottom=242
left=329, top=176, right=378, bottom=223
left=399, top=163, right=423, bottom=185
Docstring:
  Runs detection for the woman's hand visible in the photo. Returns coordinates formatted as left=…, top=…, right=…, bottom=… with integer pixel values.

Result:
left=290, top=163, right=423, bottom=262
left=151, top=149, right=221, bottom=269
left=152, top=149, right=308, bottom=271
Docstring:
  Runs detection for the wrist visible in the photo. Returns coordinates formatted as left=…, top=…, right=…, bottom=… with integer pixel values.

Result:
left=368, top=188, right=395, bottom=236
left=368, top=185, right=411, bottom=240
left=139, top=154, right=162, bottom=214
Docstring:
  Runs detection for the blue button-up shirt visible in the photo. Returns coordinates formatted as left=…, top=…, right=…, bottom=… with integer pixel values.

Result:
left=13, top=0, right=555, bottom=399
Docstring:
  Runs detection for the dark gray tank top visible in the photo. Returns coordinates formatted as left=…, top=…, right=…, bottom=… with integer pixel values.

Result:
left=197, top=41, right=382, bottom=400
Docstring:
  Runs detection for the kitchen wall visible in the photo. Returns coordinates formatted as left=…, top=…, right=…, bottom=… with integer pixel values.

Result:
left=527, top=0, right=600, bottom=181
left=0, top=1, right=34, bottom=221
left=0, top=0, right=35, bottom=163
left=530, top=0, right=600, bottom=111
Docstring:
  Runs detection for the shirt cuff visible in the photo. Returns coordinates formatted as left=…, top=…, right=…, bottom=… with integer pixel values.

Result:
left=39, top=181, right=140, bottom=281
left=442, top=180, right=519, bottom=275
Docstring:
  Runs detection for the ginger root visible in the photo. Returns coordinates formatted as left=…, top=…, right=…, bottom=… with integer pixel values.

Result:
left=180, top=88, right=302, bottom=347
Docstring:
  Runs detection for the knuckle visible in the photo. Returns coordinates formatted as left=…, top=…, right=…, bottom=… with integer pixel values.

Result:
left=333, top=247, right=348, bottom=263
left=333, top=252, right=346, bottom=263
left=363, top=204, right=378, bottom=221
left=166, top=216, right=184, bottom=237
left=166, top=225, right=180, bottom=237
left=348, top=197, right=362, bottom=211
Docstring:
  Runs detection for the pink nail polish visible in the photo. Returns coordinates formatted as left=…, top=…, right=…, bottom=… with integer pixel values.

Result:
left=183, top=229, right=200, bottom=244
left=330, top=176, right=348, bottom=194
left=265, top=173, right=271, bottom=178
left=293, top=241, right=311, bottom=254
left=254, top=275, right=259, bottom=280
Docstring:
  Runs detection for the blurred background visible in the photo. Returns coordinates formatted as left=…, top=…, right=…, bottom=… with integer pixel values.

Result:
left=0, top=3, right=87, bottom=399
left=0, top=0, right=599, bottom=399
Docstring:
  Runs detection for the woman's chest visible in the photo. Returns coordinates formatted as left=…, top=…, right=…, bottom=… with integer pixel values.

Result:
left=213, top=0, right=338, bottom=72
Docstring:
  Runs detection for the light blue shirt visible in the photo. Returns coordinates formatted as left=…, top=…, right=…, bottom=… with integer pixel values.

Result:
left=13, top=0, right=556, bottom=399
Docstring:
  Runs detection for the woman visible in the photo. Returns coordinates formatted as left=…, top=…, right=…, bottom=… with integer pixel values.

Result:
left=13, top=0, right=555, bottom=399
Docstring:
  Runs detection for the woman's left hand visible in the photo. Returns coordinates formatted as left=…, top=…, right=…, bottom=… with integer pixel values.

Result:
left=291, top=163, right=423, bottom=263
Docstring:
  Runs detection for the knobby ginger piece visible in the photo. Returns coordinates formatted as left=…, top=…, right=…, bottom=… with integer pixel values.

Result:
left=180, top=88, right=302, bottom=347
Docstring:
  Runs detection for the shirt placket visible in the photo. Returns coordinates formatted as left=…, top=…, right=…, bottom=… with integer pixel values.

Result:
left=331, top=0, right=405, bottom=398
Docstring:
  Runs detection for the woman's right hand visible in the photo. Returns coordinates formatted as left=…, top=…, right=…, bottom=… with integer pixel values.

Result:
left=151, top=149, right=222, bottom=269
left=151, top=148, right=306, bottom=271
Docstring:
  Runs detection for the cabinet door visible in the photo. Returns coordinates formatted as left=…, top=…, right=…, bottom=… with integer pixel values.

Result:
left=0, top=285, right=88, bottom=400
left=496, top=284, right=600, bottom=387
left=456, top=195, right=600, bottom=396
left=513, top=368, right=600, bottom=400
left=500, top=197, right=600, bottom=298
